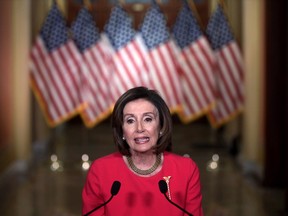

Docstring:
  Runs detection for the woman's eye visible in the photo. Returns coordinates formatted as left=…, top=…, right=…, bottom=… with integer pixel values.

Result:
left=144, top=117, right=153, bottom=122
left=126, top=119, right=134, bottom=124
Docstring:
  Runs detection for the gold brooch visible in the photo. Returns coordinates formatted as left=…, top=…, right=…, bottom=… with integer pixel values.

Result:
left=163, top=176, right=172, bottom=200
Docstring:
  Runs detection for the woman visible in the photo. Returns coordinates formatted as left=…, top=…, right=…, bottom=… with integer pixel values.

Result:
left=82, top=87, right=204, bottom=216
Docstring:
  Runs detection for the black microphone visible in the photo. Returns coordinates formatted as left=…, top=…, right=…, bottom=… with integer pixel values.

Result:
left=158, top=180, right=193, bottom=216
left=83, top=181, right=121, bottom=216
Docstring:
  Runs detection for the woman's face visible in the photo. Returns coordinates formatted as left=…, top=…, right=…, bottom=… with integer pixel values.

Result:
left=122, top=98, right=161, bottom=155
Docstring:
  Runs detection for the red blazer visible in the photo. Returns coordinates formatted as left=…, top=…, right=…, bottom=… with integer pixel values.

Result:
left=82, top=152, right=204, bottom=216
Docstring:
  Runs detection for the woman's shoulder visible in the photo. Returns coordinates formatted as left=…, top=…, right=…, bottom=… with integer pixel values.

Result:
left=163, top=152, right=200, bottom=178
left=164, top=151, right=197, bottom=167
left=91, top=152, right=123, bottom=167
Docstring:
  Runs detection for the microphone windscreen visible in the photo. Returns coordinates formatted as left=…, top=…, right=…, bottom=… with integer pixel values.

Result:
left=158, top=180, right=168, bottom=194
left=111, top=181, right=121, bottom=196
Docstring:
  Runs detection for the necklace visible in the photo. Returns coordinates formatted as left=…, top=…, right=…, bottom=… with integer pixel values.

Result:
left=126, top=153, right=162, bottom=176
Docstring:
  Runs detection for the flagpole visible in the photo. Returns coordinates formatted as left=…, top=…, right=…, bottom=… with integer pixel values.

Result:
left=216, top=0, right=236, bottom=40
left=218, top=0, right=229, bottom=20
left=218, top=0, right=227, bottom=9
left=52, top=0, right=56, bottom=5
left=119, top=0, right=125, bottom=5
left=186, top=0, right=205, bottom=31
left=83, top=0, right=91, bottom=9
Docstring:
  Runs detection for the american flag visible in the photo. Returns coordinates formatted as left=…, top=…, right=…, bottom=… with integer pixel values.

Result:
left=103, top=5, right=150, bottom=103
left=206, top=4, right=244, bottom=127
left=71, top=7, right=113, bottom=127
left=172, top=2, right=216, bottom=123
left=140, top=3, right=183, bottom=113
left=29, top=3, right=84, bottom=126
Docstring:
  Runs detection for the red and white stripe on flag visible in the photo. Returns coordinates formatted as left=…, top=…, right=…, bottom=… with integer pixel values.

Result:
left=139, top=4, right=183, bottom=113
left=146, top=39, right=183, bottom=113
left=205, top=4, right=245, bottom=127
left=178, top=36, right=217, bottom=122
left=208, top=41, right=244, bottom=127
left=108, top=34, right=150, bottom=104
left=79, top=37, right=114, bottom=127
left=103, top=6, right=150, bottom=105
left=70, top=7, right=114, bottom=127
left=29, top=37, right=85, bottom=126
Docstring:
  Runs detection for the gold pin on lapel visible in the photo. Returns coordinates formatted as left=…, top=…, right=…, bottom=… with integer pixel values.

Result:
left=163, top=176, right=172, bottom=200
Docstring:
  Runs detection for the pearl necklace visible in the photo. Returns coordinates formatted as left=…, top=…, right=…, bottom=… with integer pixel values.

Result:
left=126, top=154, right=162, bottom=176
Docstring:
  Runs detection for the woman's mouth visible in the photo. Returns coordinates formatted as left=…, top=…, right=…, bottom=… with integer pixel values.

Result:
left=134, top=137, right=150, bottom=144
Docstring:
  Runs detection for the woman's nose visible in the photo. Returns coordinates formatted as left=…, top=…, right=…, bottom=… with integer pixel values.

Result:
left=136, top=121, right=144, bottom=133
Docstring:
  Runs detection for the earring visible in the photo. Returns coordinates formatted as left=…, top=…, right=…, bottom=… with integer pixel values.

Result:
left=122, top=137, right=125, bottom=140
left=159, top=131, right=162, bottom=135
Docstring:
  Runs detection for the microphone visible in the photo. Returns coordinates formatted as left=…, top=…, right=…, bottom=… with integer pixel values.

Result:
left=84, top=181, right=121, bottom=216
left=158, top=180, right=193, bottom=216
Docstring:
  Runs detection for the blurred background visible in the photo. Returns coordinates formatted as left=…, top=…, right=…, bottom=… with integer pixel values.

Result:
left=0, top=0, right=287, bottom=215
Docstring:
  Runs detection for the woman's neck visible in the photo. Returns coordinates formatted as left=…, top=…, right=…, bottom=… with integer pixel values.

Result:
left=124, top=152, right=164, bottom=177
left=130, top=151, right=156, bottom=169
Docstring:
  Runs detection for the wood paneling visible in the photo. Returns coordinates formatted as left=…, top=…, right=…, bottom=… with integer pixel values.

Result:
left=66, top=0, right=209, bottom=30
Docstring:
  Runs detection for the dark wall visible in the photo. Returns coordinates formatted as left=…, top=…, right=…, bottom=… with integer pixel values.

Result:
left=263, top=0, right=288, bottom=210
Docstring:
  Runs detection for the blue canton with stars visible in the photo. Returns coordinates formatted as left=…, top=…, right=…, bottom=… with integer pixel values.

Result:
left=206, top=5, right=234, bottom=50
left=40, top=3, right=69, bottom=52
left=71, top=7, right=100, bottom=53
left=139, top=3, right=170, bottom=50
left=172, top=1, right=203, bottom=49
left=104, top=6, right=135, bottom=50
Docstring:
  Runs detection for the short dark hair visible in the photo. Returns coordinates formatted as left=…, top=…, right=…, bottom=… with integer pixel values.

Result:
left=111, top=86, right=172, bottom=156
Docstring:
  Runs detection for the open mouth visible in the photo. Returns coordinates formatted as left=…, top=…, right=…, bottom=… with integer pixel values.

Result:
left=134, top=137, right=150, bottom=144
